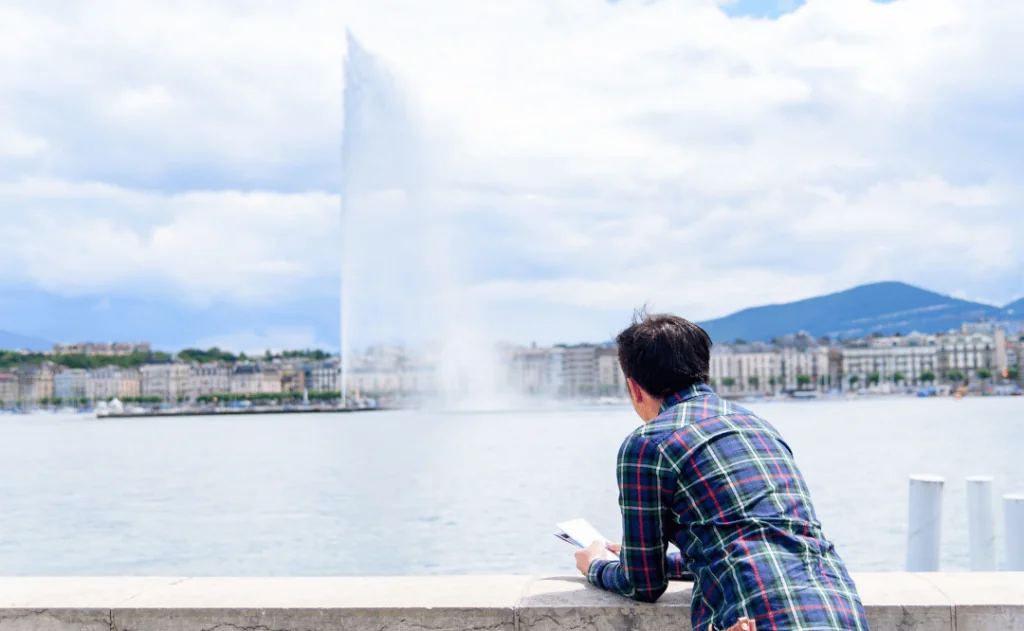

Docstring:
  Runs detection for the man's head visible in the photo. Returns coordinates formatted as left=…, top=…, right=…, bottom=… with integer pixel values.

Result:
left=615, top=309, right=712, bottom=422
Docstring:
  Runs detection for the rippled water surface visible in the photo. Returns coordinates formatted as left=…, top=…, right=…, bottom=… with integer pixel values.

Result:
left=1, top=397, right=1021, bottom=575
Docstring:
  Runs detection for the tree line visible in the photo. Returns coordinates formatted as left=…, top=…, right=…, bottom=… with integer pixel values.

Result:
left=712, top=367, right=1018, bottom=390
left=0, top=347, right=335, bottom=371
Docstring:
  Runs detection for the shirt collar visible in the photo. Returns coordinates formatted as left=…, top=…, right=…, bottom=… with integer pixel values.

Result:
left=660, top=382, right=715, bottom=413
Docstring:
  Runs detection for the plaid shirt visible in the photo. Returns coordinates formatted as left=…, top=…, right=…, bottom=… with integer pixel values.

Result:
left=588, top=384, right=869, bottom=631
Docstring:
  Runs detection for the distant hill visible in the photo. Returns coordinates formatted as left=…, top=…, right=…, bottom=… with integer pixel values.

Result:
left=1005, top=297, right=1024, bottom=316
left=698, top=281, right=1008, bottom=344
left=0, top=330, right=53, bottom=352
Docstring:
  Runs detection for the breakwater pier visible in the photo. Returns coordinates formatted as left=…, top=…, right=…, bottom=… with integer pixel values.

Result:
left=94, top=405, right=387, bottom=419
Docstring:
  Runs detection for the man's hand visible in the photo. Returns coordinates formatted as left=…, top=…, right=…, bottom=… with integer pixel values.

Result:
left=716, top=617, right=755, bottom=631
left=574, top=540, right=616, bottom=576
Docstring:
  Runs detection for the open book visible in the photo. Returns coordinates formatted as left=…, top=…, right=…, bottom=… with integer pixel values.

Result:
left=554, top=519, right=617, bottom=554
left=555, top=519, right=692, bottom=579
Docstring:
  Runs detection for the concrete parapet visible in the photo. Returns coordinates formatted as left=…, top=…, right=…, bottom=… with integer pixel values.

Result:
left=1, top=573, right=1022, bottom=631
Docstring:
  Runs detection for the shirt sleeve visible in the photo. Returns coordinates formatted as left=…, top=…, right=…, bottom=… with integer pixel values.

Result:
left=587, top=432, right=672, bottom=602
left=666, top=551, right=692, bottom=580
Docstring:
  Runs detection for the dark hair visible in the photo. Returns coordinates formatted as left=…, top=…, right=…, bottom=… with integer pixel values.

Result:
left=615, top=308, right=712, bottom=398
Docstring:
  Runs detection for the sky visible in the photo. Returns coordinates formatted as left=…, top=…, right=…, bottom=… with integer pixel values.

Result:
left=1, top=0, right=1023, bottom=351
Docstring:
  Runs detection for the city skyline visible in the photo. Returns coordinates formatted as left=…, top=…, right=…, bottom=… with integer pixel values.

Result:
left=2, top=318, right=1020, bottom=409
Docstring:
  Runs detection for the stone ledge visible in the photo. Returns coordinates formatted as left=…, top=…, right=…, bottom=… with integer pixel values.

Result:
left=0, top=574, right=1022, bottom=631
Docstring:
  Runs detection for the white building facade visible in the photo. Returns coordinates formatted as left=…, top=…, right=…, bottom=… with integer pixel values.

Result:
left=87, top=367, right=141, bottom=400
left=0, top=373, right=17, bottom=405
left=189, top=363, right=231, bottom=396
left=54, top=368, right=89, bottom=402
left=229, top=364, right=282, bottom=395
left=140, top=363, right=191, bottom=402
left=310, top=359, right=341, bottom=393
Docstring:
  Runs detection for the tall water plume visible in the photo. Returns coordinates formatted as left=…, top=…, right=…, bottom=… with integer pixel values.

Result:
left=340, top=32, right=507, bottom=408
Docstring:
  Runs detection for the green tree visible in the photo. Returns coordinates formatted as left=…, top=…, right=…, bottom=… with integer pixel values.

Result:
left=976, top=368, right=993, bottom=381
left=849, top=375, right=860, bottom=389
left=796, top=374, right=812, bottom=389
left=946, top=370, right=965, bottom=384
left=122, top=396, right=162, bottom=404
left=721, top=377, right=736, bottom=388
left=868, top=371, right=881, bottom=386
left=920, top=370, right=936, bottom=383
left=177, top=347, right=238, bottom=364
left=1009, top=367, right=1020, bottom=381
left=893, top=372, right=905, bottom=384
left=769, top=376, right=777, bottom=388
left=747, top=376, right=759, bottom=389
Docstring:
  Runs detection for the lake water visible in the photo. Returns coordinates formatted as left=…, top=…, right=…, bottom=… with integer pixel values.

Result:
left=1, top=397, right=1022, bottom=576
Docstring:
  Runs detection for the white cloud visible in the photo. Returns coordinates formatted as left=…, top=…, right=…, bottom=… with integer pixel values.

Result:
left=0, top=179, right=339, bottom=305
left=0, top=0, right=1022, bottom=344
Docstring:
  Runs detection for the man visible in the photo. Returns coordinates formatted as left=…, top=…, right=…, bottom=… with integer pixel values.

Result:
left=575, top=311, right=869, bottom=631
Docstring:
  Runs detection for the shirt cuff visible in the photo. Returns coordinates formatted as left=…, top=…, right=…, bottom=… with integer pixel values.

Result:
left=587, top=559, right=611, bottom=586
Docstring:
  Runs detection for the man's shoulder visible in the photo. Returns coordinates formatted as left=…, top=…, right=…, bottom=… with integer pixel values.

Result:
left=631, top=394, right=780, bottom=453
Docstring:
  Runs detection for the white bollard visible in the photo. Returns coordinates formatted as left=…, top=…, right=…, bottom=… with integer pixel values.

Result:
left=1005, top=494, right=1024, bottom=571
left=907, top=475, right=944, bottom=572
left=966, top=476, right=996, bottom=571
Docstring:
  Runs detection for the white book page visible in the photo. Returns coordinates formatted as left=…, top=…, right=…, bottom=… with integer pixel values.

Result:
left=556, top=519, right=608, bottom=547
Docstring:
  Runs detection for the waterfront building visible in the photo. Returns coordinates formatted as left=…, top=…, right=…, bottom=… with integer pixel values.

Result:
left=710, top=346, right=778, bottom=394
left=710, top=341, right=831, bottom=394
left=840, top=332, right=940, bottom=389
left=16, top=364, right=55, bottom=405
left=508, top=346, right=552, bottom=395
left=546, top=346, right=566, bottom=397
left=1018, top=340, right=1024, bottom=387
left=309, top=358, right=341, bottom=393
left=936, top=328, right=1004, bottom=382
left=596, top=344, right=627, bottom=397
left=0, top=372, right=17, bottom=405
left=562, top=344, right=599, bottom=398
left=278, top=363, right=307, bottom=393
left=87, top=367, right=141, bottom=400
left=52, top=342, right=151, bottom=356
left=140, top=363, right=191, bottom=402
left=840, top=343, right=938, bottom=390
left=54, top=368, right=89, bottom=402
left=229, top=363, right=283, bottom=395
left=778, top=346, right=830, bottom=390
left=189, top=363, right=230, bottom=396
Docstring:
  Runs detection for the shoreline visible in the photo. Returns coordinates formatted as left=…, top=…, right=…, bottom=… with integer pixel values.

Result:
left=93, top=405, right=388, bottom=419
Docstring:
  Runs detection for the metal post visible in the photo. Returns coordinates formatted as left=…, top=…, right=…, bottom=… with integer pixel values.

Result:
left=907, top=475, right=944, bottom=571
left=966, top=476, right=996, bottom=571
left=1005, top=494, right=1024, bottom=571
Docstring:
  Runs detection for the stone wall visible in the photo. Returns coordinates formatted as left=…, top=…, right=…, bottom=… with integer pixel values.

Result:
left=1, top=574, right=1022, bottom=631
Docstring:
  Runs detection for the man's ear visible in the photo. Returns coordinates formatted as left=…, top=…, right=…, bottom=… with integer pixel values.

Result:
left=627, top=378, right=643, bottom=403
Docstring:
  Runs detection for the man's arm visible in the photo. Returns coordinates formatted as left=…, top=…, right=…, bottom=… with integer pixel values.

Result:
left=666, top=551, right=693, bottom=581
left=603, top=544, right=692, bottom=582
left=586, top=433, right=672, bottom=602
